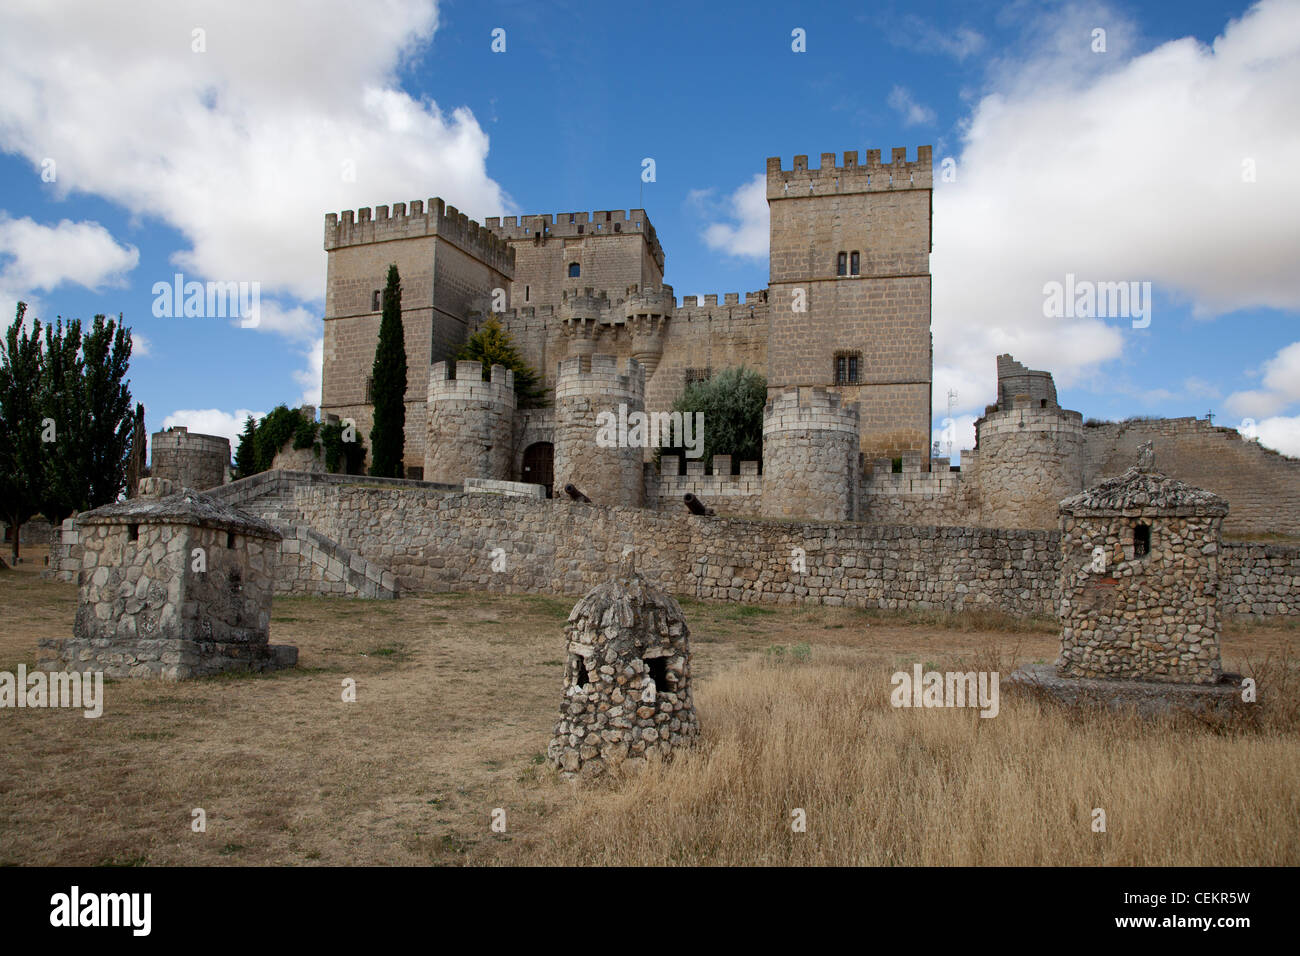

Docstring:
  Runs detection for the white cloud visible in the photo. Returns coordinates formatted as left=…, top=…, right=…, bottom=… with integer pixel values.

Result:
left=294, top=339, right=324, bottom=406
left=888, top=16, right=986, bottom=61
left=1225, top=341, right=1300, bottom=418
left=131, top=332, right=152, bottom=358
left=932, top=0, right=1300, bottom=420
left=931, top=413, right=978, bottom=463
left=0, top=215, right=138, bottom=293
left=237, top=299, right=319, bottom=343
left=161, top=408, right=264, bottom=448
left=1250, top=415, right=1300, bottom=458
left=0, top=0, right=512, bottom=304
left=887, top=85, right=937, bottom=127
left=700, top=174, right=769, bottom=260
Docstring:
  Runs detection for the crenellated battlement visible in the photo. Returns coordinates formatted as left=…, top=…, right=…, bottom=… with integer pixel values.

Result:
left=325, top=198, right=515, bottom=274
left=428, top=360, right=516, bottom=406
left=763, top=386, right=860, bottom=435
left=766, top=146, right=933, bottom=198
left=484, top=208, right=664, bottom=268
left=624, top=283, right=676, bottom=319
left=555, top=353, right=645, bottom=401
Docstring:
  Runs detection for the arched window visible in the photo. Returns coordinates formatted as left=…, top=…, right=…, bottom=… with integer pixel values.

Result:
left=836, top=252, right=847, bottom=276
left=568, top=262, right=580, bottom=278
left=850, top=251, right=860, bottom=275
left=371, top=290, right=381, bottom=311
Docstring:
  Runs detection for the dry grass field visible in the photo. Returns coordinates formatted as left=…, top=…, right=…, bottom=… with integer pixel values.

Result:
left=2, top=546, right=1297, bottom=866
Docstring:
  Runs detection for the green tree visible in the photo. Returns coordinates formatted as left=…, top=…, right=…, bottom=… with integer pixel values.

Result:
left=669, top=366, right=767, bottom=471
left=38, top=314, right=135, bottom=521
left=0, top=303, right=46, bottom=563
left=234, top=415, right=258, bottom=478
left=369, top=264, right=407, bottom=477
left=453, top=316, right=547, bottom=408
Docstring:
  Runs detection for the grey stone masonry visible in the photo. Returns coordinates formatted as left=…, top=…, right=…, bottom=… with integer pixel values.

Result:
left=38, top=477, right=297, bottom=679
left=549, top=552, right=699, bottom=779
left=1057, top=467, right=1228, bottom=684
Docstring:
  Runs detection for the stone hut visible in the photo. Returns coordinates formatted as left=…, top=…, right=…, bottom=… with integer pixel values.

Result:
left=1056, top=463, right=1228, bottom=685
left=39, top=477, right=296, bottom=680
left=549, top=555, right=698, bottom=778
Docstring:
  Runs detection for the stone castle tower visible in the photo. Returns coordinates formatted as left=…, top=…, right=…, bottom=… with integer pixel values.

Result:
left=318, top=145, right=933, bottom=508
left=553, top=354, right=646, bottom=507
left=765, top=147, right=933, bottom=467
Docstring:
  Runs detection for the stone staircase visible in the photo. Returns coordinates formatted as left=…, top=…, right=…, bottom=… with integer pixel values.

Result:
left=205, top=471, right=399, bottom=598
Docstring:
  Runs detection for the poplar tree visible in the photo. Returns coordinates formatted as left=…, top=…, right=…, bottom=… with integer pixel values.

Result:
left=0, top=303, right=45, bottom=563
left=368, top=264, right=407, bottom=477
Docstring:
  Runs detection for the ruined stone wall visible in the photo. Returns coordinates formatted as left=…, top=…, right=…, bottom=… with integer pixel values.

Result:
left=761, top=387, right=859, bottom=522
left=424, top=361, right=515, bottom=485
left=150, top=428, right=229, bottom=491
left=970, top=402, right=1086, bottom=530
left=1083, top=418, right=1300, bottom=537
left=553, top=354, right=645, bottom=507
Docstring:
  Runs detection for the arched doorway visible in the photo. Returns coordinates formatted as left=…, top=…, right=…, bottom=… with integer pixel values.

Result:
left=521, top=442, right=554, bottom=498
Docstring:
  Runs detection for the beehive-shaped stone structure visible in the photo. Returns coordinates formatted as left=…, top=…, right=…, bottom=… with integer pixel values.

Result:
left=39, top=478, right=296, bottom=680
left=549, top=554, right=698, bottom=778
left=1057, top=459, right=1228, bottom=685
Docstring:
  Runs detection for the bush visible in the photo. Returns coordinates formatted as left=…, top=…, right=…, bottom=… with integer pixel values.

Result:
left=667, top=366, right=766, bottom=472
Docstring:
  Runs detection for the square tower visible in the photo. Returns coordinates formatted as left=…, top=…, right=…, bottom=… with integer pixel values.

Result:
left=766, top=147, right=933, bottom=466
left=322, top=198, right=514, bottom=474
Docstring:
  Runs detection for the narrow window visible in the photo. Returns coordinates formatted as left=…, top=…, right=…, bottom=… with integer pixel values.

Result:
left=568, top=262, right=580, bottom=278
left=371, top=290, right=381, bottom=311
left=569, top=213, right=575, bottom=223
left=574, top=656, right=589, bottom=687
left=577, top=224, right=584, bottom=234
left=127, top=523, right=139, bottom=542
left=226, top=531, right=236, bottom=549
left=836, top=252, right=847, bottom=276
left=1134, top=523, right=1151, bottom=557
left=834, top=351, right=861, bottom=385
left=850, top=251, right=860, bottom=275
left=646, top=657, right=669, bottom=694
left=365, top=376, right=374, bottom=402
left=614, top=222, right=621, bottom=232
left=524, top=285, right=530, bottom=302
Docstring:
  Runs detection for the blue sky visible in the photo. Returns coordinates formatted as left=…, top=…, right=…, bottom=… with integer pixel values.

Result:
left=1, top=0, right=1297, bottom=457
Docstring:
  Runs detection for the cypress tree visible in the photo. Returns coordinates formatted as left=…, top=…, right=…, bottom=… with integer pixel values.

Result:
left=369, top=264, right=407, bottom=477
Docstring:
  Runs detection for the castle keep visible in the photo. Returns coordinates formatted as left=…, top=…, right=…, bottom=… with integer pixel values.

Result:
left=321, top=146, right=936, bottom=500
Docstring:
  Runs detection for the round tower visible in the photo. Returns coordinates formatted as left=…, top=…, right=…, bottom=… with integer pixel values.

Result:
left=424, top=361, right=516, bottom=485
left=623, top=283, right=675, bottom=381
left=973, top=396, right=1086, bottom=529
left=553, top=354, right=645, bottom=507
left=761, top=387, right=860, bottom=522
left=149, top=427, right=230, bottom=490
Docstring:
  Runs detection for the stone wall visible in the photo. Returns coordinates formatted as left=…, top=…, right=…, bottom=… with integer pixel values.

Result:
left=1221, top=542, right=1300, bottom=617
left=651, top=456, right=763, bottom=517
left=277, top=524, right=397, bottom=598
left=1083, top=417, right=1300, bottom=537
left=290, top=485, right=1059, bottom=616
left=285, top=483, right=1299, bottom=619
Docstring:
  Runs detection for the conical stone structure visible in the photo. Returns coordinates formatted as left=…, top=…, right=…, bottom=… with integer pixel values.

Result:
left=549, top=555, right=698, bottom=778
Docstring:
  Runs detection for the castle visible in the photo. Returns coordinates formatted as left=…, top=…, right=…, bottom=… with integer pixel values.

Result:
left=312, top=144, right=1298, bottom=537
